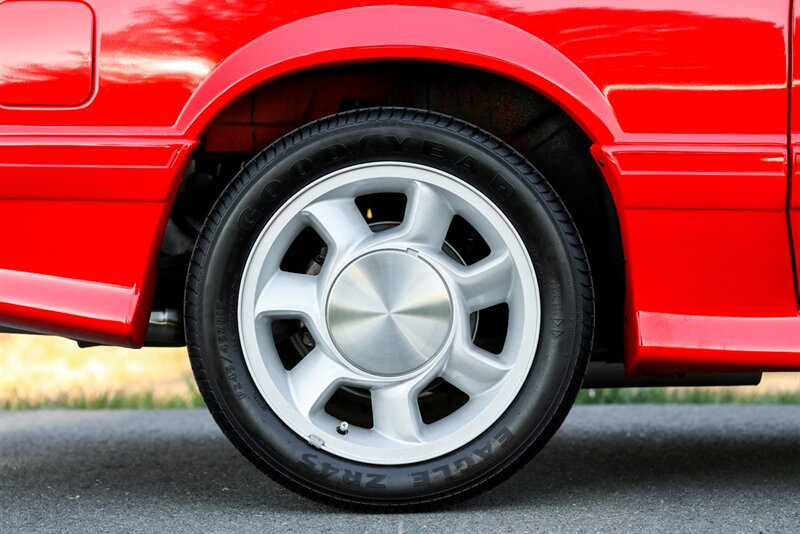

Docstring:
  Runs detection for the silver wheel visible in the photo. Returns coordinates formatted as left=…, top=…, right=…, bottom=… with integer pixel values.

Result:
left=238, top=162, right=541, bottom=464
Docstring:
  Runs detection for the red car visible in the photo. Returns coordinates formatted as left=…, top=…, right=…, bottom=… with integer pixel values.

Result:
left=1, top=0, right=798, bottom=510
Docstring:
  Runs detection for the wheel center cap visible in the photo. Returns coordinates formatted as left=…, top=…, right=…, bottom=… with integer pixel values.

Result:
left=326, top=250, right=452, bottom=376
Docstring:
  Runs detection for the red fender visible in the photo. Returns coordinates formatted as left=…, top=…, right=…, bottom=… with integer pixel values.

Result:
left=175, top=6, right=621, bottom=144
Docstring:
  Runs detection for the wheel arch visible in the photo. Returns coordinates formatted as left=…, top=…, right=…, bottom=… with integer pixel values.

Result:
left=175, top=6, right=621, bottom=144
left=161, top=7, right=626, bottom=359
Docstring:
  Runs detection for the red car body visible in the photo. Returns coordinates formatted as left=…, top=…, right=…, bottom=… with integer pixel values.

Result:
left=1, top=0, right=799, bottom=375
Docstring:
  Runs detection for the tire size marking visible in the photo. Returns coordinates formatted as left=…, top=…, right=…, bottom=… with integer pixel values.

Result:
left=214, top=305, right=231, bottom=358
left=215, top=303, right=246, bottom=399
left=298, top=454, right=387, bottom=489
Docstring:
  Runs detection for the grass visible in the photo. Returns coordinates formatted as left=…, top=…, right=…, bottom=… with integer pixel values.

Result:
left=2, top=334, right=797, bottom=410
left=1, top=335, right=203, bottom=410
left=1, top=370, right=206, bottom=409
left=1, top=389, right=205, bottom=410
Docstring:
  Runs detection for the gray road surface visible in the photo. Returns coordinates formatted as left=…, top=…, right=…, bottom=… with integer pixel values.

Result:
left=1, top=405, right=798, bottom=533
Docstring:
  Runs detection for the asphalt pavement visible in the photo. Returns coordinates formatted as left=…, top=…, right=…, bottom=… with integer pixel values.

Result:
left=1, top=405, right=798, bottom=533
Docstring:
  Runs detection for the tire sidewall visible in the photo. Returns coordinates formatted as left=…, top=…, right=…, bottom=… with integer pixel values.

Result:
left=189, top=111, right=589, bottom=505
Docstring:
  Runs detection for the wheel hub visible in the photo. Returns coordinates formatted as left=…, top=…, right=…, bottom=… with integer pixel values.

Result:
left=326, top=250, right=452, bottom=376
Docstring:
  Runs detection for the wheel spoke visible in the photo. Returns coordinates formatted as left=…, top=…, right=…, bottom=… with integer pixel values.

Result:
left=288, top=348, right=355, bottom=418
left=236, top=160, right=541, bottom=465
left=445, top=250, right=515, bottom=311
left=443, top=334, right=510, bottom=397
left=255, top=271, right=320, bottom=320
left=392, top=182, right=454, bottom=249
left=371, top=381, right=424, bottom=443
left=302, top=197, right=372, bottom=259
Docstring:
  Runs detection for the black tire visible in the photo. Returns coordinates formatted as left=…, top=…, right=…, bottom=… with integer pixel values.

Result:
left=185, top=107, right=593, bottom=511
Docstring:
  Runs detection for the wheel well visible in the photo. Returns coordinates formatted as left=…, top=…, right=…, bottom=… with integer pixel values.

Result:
left=158, top=62, right=624, bottom=360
